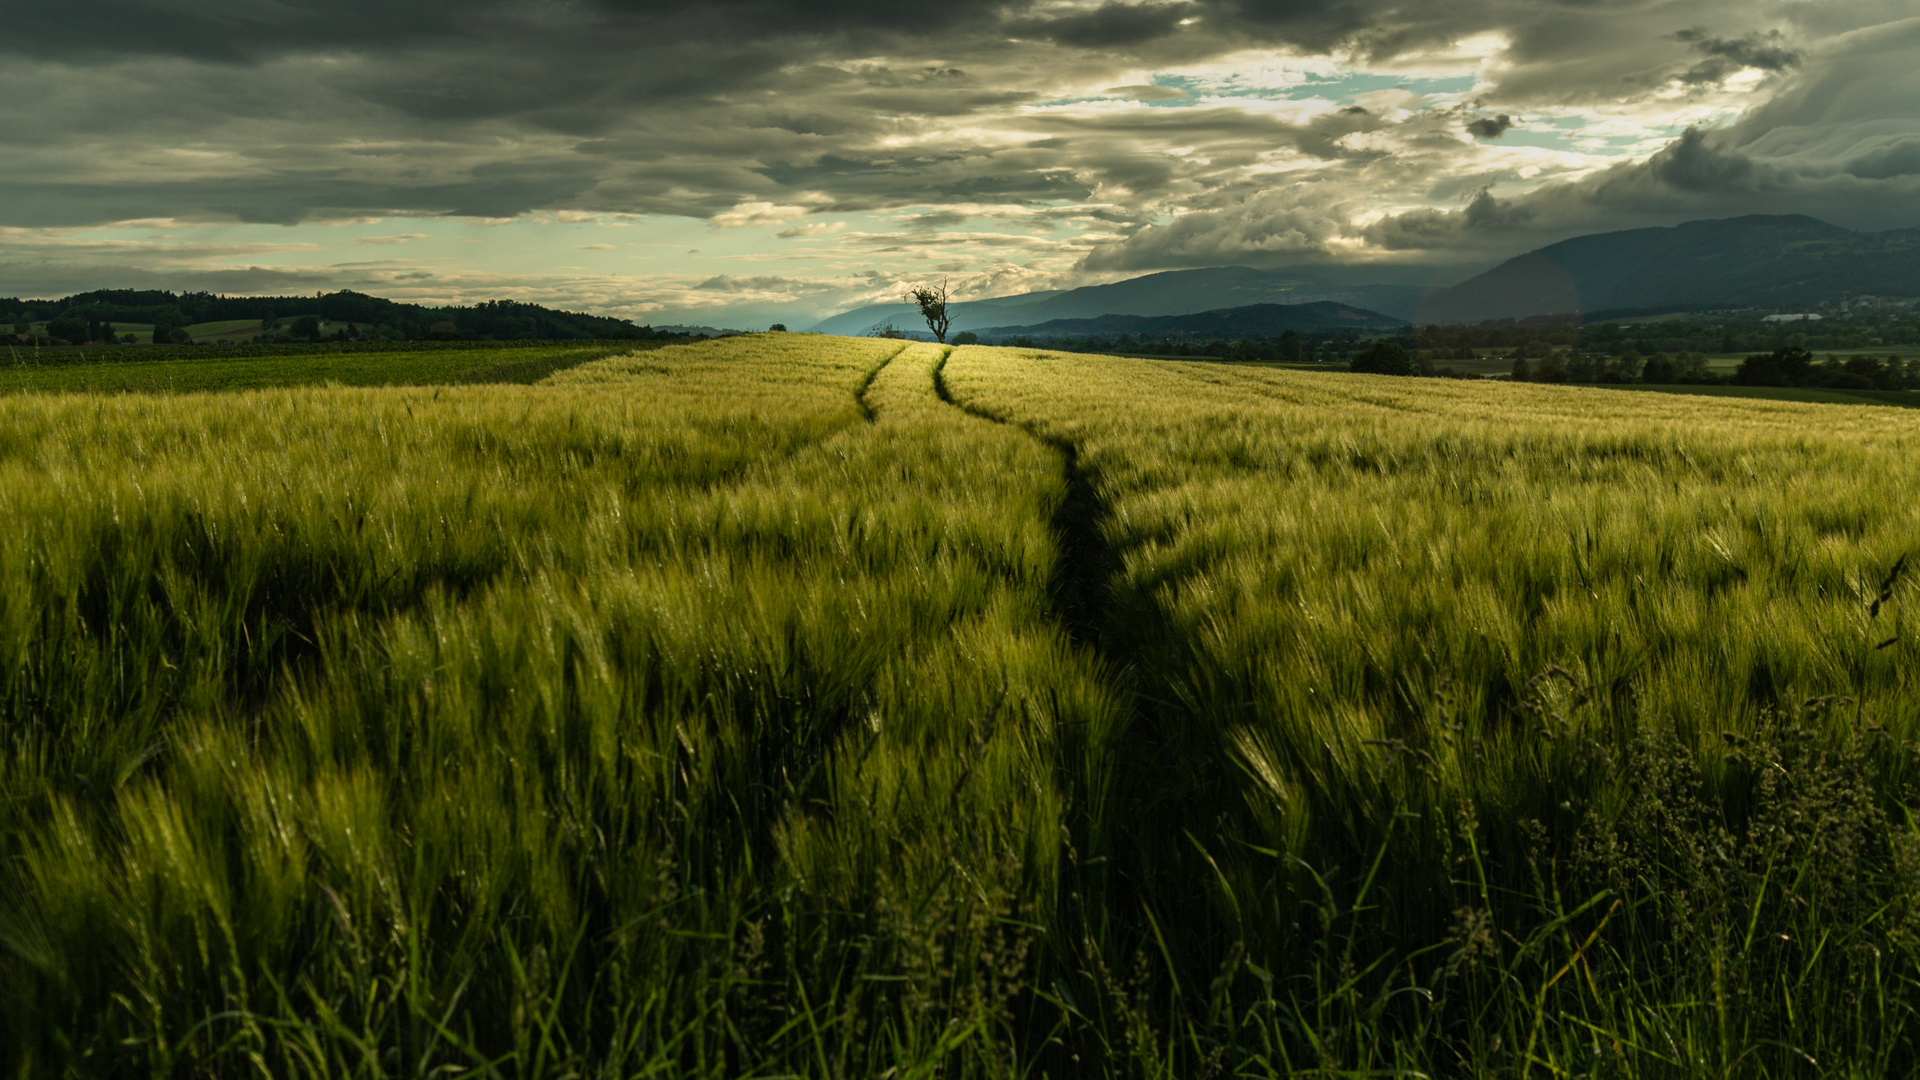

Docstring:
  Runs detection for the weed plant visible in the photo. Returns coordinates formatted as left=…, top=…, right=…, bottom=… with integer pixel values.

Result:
left=3, top=337, right=1919, bottom=1076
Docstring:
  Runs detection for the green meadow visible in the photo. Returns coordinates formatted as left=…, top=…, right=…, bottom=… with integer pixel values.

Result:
left=4, top=335, right=1920, bottom=1077
left=0, top=342, right=638, bottom=394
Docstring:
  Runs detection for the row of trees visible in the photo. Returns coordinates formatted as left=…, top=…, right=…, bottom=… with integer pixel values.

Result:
left=888, top=284, right=1920, bottom=398
left=2, top=291, right=655, bottom=344
left=1356, top=343, right=1920, bottom=392
left=1519, top=347, right=1920, bottom=389
left=33, top=313, right=137, bottom=345
left=1509, top=351, right=1717, bottom=384
left=1413, top=311, right=1920, bottom=358
left=1733, top=347, right=1920, bottom=390
left=9, top=313, right=338, bottom=346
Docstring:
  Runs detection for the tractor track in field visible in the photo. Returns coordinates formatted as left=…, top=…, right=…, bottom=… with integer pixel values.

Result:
left=853, top=342, right=912, bottom=422
left=932, top=347, right=1120, bottom=653
left=935, top=348, right=1243, bottom=1030
left=931, top=346, right=1195, bottom=1056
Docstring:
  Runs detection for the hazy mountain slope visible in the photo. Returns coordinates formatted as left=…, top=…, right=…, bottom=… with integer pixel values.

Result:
left=809, top=269, right=1437, bottom=335
left=1416, top=216, right=1920, bottom=322
left=995, top=268, right=1431, bottom=324
left=977, top=301, right=1403, bottom=339
left=812, top=215, right=1920, bottom=336
left=807, top=291, right=1068, bottom=337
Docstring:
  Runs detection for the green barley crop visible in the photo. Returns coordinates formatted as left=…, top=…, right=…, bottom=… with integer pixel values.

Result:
left=3, top=335, right=1920, bottom=1076
left=945, top=347, right=1920, bottom=1077
left=0, top=341, right=639, bottom=395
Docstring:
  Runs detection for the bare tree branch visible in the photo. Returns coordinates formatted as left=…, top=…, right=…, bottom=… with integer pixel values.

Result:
left=907, top=278, right=952, bottom=344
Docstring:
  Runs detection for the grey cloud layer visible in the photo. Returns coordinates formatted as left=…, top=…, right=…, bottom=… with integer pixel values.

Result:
left=2, top=0, right=1916, bottom=309
left=1079, top=5, right=1920, bottom=271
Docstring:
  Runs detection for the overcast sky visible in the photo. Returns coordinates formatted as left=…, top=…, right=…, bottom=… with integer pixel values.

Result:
left=4, top=0, right=1918, bottom=326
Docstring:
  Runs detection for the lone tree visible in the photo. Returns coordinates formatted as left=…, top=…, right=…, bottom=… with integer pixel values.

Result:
left=907, top=278, right=952, bottom=344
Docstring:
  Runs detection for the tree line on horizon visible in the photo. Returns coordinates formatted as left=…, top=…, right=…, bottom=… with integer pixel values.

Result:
left=998, top=306, right=1919, bottom=361
left=0, top=289, right=660, bottom=346
left=1349, top=340, right=1920, bottom=392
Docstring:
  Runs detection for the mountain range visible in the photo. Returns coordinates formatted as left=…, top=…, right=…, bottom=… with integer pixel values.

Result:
left=974, top=301, right=1403, bottom=340
left=810, top=268, right=1433, bottom=335
left=813, top=215, right=1920, bottom=335
left=1415, top=215, right=1920, bottom=323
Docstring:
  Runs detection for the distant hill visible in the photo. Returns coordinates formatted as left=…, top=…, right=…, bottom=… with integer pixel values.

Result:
left=1415, top=216, right=1920, bottom=323
left=994, top=269, right=1431, bottom=326
left=0, top=289, right=650, bottom=341
left=812, top=215, right=1920, bottom=335
left=810, top=269, right=1435, bottom=335
left=808, top=291, right=1070, bottom=337
left=976, top=301, right=1404, bottom=340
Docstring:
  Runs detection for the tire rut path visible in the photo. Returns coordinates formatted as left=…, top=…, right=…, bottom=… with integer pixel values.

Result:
left=931, top=348, right=1120, bottom=652
left=853, top=342, right=912, bottom=422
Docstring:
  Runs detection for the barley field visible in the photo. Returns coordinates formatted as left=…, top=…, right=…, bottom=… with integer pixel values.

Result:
left=0, top=341, right=638, bottom=394
left=3, top=335, right=1919, bottom=1077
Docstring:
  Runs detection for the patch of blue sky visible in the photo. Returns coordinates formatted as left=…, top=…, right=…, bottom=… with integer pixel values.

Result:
left=1031, top=70, right=1478, bottom=109
left=1492, top=129, right=1584, bottom=150
left=1582, top=130, right=1679, bottom=150
left=1182, top=70, right=1466, bottom=102
left=1649, top=112, right=1738, bottom=138
left=1155, top=71, right=1478, bottom=104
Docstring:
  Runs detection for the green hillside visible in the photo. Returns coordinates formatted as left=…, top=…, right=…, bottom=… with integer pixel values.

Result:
left=1421, top=215, right=1920, bottom=322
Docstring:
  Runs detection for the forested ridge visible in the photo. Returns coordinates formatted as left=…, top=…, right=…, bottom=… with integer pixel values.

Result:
left=0, top=289, right=651, bottom=341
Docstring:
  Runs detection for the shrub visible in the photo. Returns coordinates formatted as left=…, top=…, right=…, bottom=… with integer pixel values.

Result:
left=44, top=316, right=88, bottom=344
left=1736, top=345, right=1816, bottom=386
left=1349, top=340, right=1417, bottom=375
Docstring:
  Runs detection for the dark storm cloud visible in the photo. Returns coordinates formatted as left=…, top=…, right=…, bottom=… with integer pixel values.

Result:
left=0, top=0, right=1026, bottom=63
left=1011, top=3, right=1196, bottom=47
left=1674, top=27, right=1802, bottom=84
left=1848, top=141, right=1920, bottom=181
left=1364, top=188, right=1536, bottom=251
left=1466, top=114, right=1515, bottom=139
left=1198, top=0, right=1389, bottom=52
left=0, top=160, right=601, bottom=228
left=1645, top=127, right=1757, bottom=192
left=0, top=259, right=346, bottom=298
